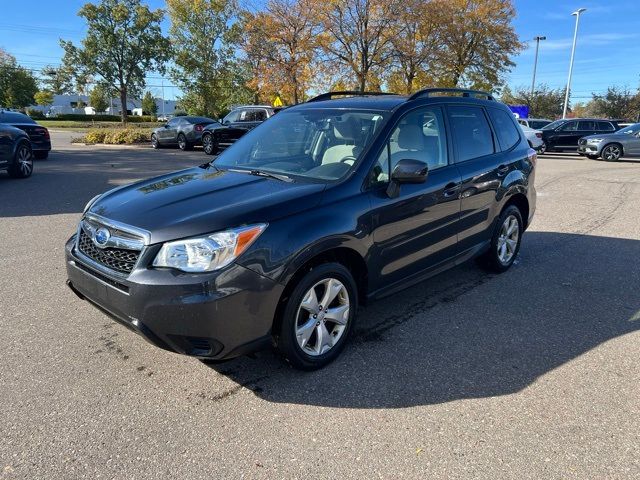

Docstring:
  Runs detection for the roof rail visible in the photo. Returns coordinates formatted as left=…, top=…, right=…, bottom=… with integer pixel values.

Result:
left=408, top=88, right=495, bottom=101
left=306, top=91, right=398, bottom=103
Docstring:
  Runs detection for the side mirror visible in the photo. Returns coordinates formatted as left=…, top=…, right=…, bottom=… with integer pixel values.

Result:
left=387, top=159, right=428, bottom=198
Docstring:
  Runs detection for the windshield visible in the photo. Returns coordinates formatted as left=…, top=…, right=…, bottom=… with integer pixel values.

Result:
left=213, top=109, right=388, bottom=181
left=616, top=123, right=640, bottom=135
left=541, top=119, right=566, bottom=130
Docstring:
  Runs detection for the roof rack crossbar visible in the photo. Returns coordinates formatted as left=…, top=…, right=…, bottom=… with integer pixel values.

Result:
left=307, top=91, right=398, bottom=103
left=408, top=88, right=495, bottom=101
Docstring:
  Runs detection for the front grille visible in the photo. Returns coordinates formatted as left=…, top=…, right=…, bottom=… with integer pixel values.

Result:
left=78, top=229, right=140, bottom=274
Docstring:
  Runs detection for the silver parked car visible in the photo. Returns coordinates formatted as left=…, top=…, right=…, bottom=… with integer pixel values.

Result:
left=151, top=116, right=219, bottom=150
left=578, top=123, right=640, bottom=161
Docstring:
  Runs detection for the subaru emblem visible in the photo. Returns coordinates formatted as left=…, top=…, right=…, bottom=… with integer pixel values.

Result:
left=94, top=227, right=111, bottom=247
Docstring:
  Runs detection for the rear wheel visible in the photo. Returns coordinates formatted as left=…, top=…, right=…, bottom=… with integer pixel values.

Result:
left=8, top=142, right=33, bottom=179
left=601, top=143, right=622, bottom=161
left=477, top=205, right=523, bottom=273
left=177, top=133, right=192, bottom=151
left=277, top=263, right=357, bottom=370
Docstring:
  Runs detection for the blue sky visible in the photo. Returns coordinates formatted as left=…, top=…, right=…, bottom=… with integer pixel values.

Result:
left=1, top=0, right=639, bottom=102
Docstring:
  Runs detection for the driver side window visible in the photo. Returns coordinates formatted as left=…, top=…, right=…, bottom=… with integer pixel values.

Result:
left=370, top=107, right=448, bottom=185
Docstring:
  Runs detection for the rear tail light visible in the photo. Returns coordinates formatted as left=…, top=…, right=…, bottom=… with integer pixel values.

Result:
left=535, top=133, right=542, bottom=138
left=194, top=124, right=204, bottom=132
left=35, top=127, right=50, bottom=139
left=527, top=147, right=537, bottom=166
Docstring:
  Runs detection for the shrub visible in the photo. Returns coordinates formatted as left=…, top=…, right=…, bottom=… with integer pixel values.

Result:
left=80, top=128, right=152, bottom=145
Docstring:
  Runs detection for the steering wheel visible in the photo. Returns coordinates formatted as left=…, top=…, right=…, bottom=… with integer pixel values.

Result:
left=339, top=156, right=357, bottom=164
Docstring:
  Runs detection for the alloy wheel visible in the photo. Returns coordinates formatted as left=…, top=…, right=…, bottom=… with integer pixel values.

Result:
left=295, top=278, right=350, bottom=356
left=602, top=144, right=621, bottom=161
left=539, top=142, right=546, bottom=155
left=151, top=134, right=158, bottom=148
left=178, top=135, right=186, bottom=150
left=202, top=134, right=213, bottom=154
left=497, top=214, right=519, bottom=264
left=17, top=145, right=33, bottom=177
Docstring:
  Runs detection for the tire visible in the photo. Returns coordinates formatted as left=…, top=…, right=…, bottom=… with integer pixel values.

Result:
left=34, top=151, right=49, bottom=160
left=151, top=133, right=161, bottom=149
left=538, top=142, right=546, bottom=155
left=202, top=133, right=217, bottom=155
left=477, top=205, right=523, bottom=273
left=8, top=142, right=33, bottom=179
left=276, top=263, right=358, bottom=370
left=177, top=133, right=192, bottom=151
left=601, top=143, right=622, bottom=162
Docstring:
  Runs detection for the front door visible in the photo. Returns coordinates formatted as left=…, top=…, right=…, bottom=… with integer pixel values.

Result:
left=368, top=106, right=462, bottom=291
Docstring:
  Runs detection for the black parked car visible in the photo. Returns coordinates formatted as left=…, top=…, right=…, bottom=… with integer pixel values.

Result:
left=540, top=118, right=619, bottom=152
left=202, top=105, right=280, bottom=155
left=0, top=110, right=51, bottom=159
left=0, top=124, right=34, bottom=178
left=151, top=116, right=219, bottom=150
left=66, top=89, right=536, bottom=370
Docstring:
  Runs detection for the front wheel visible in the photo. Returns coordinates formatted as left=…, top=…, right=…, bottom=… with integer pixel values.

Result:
left=601, top=144, right=622, bottom=161
left=276, top=263, right=357, bottom=370
left=538, top=142, right=546, bottom=155
left=477, top=205, right=523, bottom=273
left=151, top=133, right=160, bottom=149
left=8, top=142, right=33, bottom=179
left=202, top=133, right=217, bottom=155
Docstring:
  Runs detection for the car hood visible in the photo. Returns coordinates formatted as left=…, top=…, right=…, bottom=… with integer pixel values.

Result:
left=88, top=167, right=326, bottom=244
left=581, top=133, right=625, bottom=141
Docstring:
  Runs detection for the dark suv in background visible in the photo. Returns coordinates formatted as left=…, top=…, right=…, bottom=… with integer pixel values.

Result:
left=66, top=89, right=536, bottom=370
left=540, top=118, right=619, bottom=152
left=202, top=105, right=280, bottom=155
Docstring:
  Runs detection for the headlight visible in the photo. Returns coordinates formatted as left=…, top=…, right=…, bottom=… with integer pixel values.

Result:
left=152, top=224, right=267, bottom=272
left=587, top=138, right=603, bottom=143
left=83, top=194, right=101, bottom=213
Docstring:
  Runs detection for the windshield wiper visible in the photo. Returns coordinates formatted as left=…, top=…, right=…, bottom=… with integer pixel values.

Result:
left=228, top=168, right=293, bottom=182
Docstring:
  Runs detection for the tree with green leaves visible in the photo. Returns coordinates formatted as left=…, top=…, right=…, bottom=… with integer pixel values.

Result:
left=34, top=90, right=55, bottom=107
left=590, top=86, right=640, bottom=121
left=501, top=84, right=565, bottom=119
left=60, top=0, right=170, bottom=122
left=167, top=0, right=251, bottom=117
left=41, top=65, right=75, bottom=95
left=0, top=49, right=39, bottom=109
left=141, top=91, right=158, bottom=116
left=89, top=84, right=110, bottom=113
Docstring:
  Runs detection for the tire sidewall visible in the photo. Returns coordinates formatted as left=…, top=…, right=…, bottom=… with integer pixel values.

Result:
left=278, top=263, right=358, bottom=370
left=151, top=134, right=159, bottom=149
left=602, top=144, right=621, bottom=161
left=487, top=205, right=523, bottom=272
left=177, top=134, right=187, bottom=150
left=9, top=142, right=33, bottom=179
left=203, top=133, right=213, bottom=155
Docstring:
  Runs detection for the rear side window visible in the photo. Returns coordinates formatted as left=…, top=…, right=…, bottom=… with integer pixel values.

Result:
left=597, top=121, right=615, bottom=131
left=447, top=105, right=495, bottom=162
left=578, top=120, right=596, bottom=131
left=488, top=108, right=521, bottom=151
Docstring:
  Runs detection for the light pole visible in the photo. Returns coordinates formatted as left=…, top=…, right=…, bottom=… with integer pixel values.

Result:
left=530, top=36, right=546, bottom=98
left=562, top=8, right=586, bottom=119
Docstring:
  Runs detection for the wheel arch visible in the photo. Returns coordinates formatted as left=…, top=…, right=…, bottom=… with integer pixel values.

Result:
left=502, top=192, right=530, bottom=229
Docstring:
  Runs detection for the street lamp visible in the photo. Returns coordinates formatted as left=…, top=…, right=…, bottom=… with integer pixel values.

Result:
left=562, top=8, right=587, bottom=118
left=530, top=36, right=546, bottom=98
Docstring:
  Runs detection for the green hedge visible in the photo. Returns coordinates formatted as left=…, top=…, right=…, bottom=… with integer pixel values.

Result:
left=79, top=128, right=152, bottom=144
left=53, top=114, right=157, bottom=122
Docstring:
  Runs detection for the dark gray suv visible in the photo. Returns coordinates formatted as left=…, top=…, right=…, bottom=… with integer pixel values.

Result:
left=66, top=89, right=536, bottom=370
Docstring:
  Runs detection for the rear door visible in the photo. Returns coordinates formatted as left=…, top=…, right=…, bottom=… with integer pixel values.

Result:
left=450, top=104, right=519, bottom=255
left=368, top=105, right=462, bottom=290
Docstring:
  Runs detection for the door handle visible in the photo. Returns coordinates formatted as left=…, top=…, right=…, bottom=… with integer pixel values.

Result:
left=443, top=182, right=461, bottom=198
left=497, top=165, right=510, bottom=176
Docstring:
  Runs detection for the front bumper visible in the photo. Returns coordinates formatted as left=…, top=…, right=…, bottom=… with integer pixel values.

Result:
left=577, top=143, right=601, bottom=155
left=65, top=235, right=284, bottom=359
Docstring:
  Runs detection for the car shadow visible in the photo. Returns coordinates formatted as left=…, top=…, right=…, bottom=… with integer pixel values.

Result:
left=0, top=146, right=205, bottom=218
left=204, top=231, right=640, bottom=408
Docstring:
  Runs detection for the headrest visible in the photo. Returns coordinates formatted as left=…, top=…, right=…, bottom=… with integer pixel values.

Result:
left=333, top=117, right=360, bottom=141
left=397, top=124, right=424, bottom=150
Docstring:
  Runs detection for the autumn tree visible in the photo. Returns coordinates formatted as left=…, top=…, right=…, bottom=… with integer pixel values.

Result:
left=168, top=0, right=251, bottom=116
left=501, top=84, right=565, bottom=119
left=319, top=0, right=402, bottom=92
left=242, top=0, right=319, bottom=104
left=437, top=0, right=522, bottom=90
left=34, top=90, right=54, bottom=107
left=590, top=86, right=640, bottom=120
left=61, top=0, right=170, bottom=122
left=388, top=0, right=446, bottom=94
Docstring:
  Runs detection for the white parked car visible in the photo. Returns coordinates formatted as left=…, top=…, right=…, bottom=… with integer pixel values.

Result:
left=520, top=125, right=545, bottom=154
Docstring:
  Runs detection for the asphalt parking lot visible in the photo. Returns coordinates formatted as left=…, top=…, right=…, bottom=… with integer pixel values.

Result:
left=1, top=131, right=639, bottom=479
